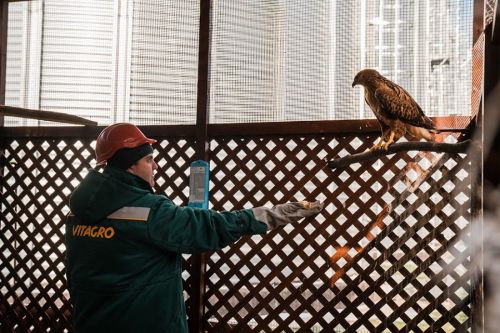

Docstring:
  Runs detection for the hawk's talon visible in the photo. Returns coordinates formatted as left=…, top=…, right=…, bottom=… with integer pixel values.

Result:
left=369, top=142, right=385, bottom=151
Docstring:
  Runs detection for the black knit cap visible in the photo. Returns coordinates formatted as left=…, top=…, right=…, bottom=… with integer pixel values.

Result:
left=107, top=143, right=154, bottom=170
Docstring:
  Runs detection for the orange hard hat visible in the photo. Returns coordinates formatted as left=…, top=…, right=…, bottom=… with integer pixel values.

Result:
left=95, top=123, right=156, bottom=165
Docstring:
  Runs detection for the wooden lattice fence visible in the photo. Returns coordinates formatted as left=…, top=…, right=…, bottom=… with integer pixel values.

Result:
left=0, top=125, right=474, bottom=332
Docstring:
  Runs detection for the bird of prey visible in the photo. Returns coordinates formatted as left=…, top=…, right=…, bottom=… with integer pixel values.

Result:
left=352, top=69, right=438, bottom=150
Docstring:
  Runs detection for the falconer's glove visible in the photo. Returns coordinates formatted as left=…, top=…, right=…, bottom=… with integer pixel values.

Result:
left=252, top=201, right=324, bottom=231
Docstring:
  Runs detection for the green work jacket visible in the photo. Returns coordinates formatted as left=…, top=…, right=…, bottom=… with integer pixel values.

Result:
left=65, top=166, right=267, bottom=333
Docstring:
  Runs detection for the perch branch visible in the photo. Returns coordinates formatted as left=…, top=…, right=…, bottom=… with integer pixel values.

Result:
left=327, top=140, right=472, bottom=169
left=0, top=105, right=97, bottom=126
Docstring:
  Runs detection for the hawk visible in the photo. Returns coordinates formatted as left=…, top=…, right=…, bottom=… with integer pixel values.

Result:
left=352, top=69, right=438, bottom=150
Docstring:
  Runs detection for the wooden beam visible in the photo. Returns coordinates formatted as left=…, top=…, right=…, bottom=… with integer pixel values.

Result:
left=194, top=0, right=210, bottom=161
left=474, top=0, right=485, bottom=44
left=0, top=105, right=97, bottom=126
left=189, top=0, right=211, bottom=332
left=493, top=0, right=500, bottom=43
left=484, top=24, right=500, bottom=99
left=0, top=124, right=196, bottom=138
left=208, top=116, right=471, bottom=137
left=0, top=116, right=471, bottom=139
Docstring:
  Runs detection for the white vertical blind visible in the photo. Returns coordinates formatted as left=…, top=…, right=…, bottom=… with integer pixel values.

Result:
left=39, top=0, right=115, bottom=125
left=209, top=1, right=284, bottom=123
left=5, top=2, right=27, bottom=126
left=128, top=0, right=199, bottom=125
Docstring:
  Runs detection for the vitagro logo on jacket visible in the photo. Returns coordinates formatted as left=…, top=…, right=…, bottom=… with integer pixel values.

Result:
left=68, top=207, right=150, bottom=240
left=72, top=225, right=115, bottom=239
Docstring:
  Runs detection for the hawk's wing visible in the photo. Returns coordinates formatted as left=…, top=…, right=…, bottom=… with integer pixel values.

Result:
left=374, top=81, right=435, bottom=130
left=366, top=96, right=390, bottom=133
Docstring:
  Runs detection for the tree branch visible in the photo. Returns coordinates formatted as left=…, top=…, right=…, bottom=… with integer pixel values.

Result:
left=327, top=140, right=472, bottom=169
left=0, top=105, right=97, bottom=125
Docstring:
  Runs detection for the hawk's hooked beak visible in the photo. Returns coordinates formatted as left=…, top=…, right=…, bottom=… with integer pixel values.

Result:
left=352, top=77, right=358, bottom=88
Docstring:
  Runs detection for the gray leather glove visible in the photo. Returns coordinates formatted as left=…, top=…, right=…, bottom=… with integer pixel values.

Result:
left=252, top=201, right=324, bottom=230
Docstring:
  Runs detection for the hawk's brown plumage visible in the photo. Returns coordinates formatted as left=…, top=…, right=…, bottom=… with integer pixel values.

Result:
left=352, top=69, right=438, bottom=150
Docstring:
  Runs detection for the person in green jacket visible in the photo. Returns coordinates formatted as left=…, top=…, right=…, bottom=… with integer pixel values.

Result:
left=65, top=123, right=323, bottom=333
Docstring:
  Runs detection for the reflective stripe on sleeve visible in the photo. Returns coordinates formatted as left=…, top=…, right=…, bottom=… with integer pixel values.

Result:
left=106, top=207, right=150, bottom=222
